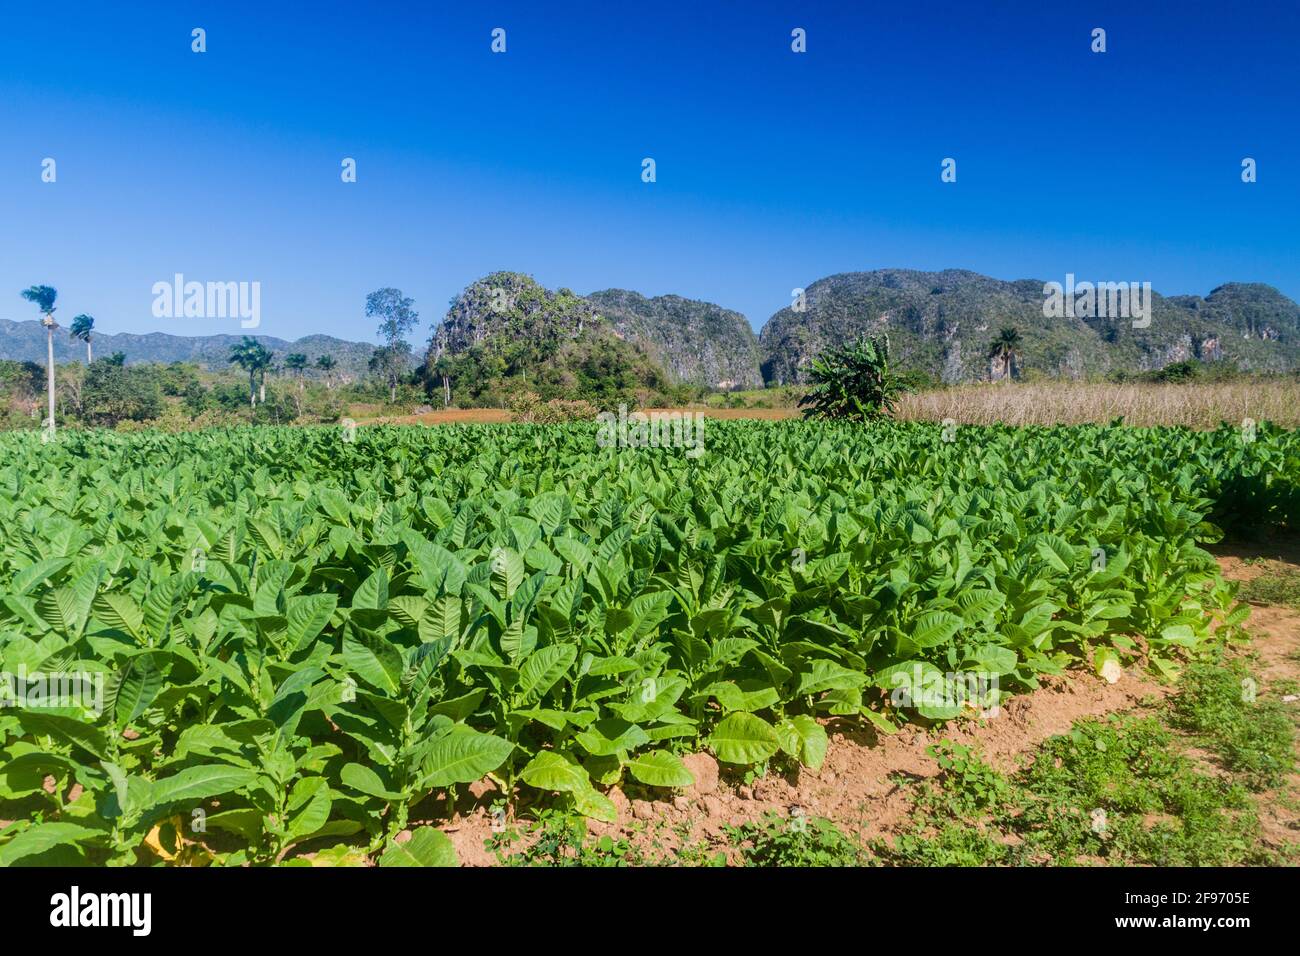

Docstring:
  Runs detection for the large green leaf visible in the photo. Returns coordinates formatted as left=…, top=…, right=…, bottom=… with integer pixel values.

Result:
left=149, top=765, right=259, bottom=807
left=708, top=713, right=781, bottom=765
left=627, top=750, right=695, bottom=788
left=420, top=729, right=514, bottom=787
left=378, top=827, right=459, bottom=867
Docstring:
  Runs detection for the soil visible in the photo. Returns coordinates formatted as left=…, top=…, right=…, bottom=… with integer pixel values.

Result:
left=361, top=406, right=798, bottom=427
left=1212, top=538, right=1300, bottom=854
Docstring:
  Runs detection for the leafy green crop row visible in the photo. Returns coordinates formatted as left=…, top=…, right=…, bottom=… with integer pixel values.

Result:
left=0, top=420, right=1294, bottom=865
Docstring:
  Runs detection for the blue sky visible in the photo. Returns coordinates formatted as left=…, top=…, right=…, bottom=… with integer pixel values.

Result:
left=1, top=0, right=1296, bottom=345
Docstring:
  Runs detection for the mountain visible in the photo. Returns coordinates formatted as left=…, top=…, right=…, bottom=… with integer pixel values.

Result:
left=758, top=270, right=1300, bottom=384
left=586, top=290, right=763, bottom=389
left=7, top=269, right=1293, bottom=392
left=0, top=320, right=385, bottom=375
left=429, top=272, right=759, bottom=391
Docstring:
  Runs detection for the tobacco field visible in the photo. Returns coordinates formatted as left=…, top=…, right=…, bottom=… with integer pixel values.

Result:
left=0, top=420, right=1296, bottom=865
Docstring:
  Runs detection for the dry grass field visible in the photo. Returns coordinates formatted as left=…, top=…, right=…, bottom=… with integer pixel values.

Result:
left=893, top=380, right=1300, bottom=429
left=364, top=380, right=1300, bottom=430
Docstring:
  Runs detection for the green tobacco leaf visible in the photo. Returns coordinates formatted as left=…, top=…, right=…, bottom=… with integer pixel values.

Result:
left=110, top=654, right=163, bottom=727
left=570, top=785, right=618, bottom=822
left=907, top=611, right=965, bottom=648
left=520, top=750, right=590, bottom=793
left=150, top=765, right=258, bottom=807
left=776, top=715, right=828, bottom=770
left=516, top=643, right=577, bottom=704
left=14, top=712, right=108, bottom=760
left=574, top=718, right=650, bottom=757
left=342, top=629, right=403, bottom=694
left=340, top=763, right=404, bottom=801
left=796, top=660, right=868, bottom=695
left=288, top=593, right=337, bottom=650
left=0, top=822, right=103, bottom=866
left=627, top=750, right=695, bottom=788
left=420, top=729, right=513, bottom=787
left=379, top=827, right=459, bottom=867
left=708, top=712, right=780, bottom=765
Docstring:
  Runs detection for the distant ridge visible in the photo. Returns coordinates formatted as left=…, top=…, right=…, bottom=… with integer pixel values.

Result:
left=0, top=319, right=388, bottom=376
left=758, top=270, right=1300, bottom=384
left=6, top=268, right=1296, bottom=387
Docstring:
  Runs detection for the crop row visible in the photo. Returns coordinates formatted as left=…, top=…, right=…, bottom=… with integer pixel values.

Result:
left=0, top=420, right=1294, bottom=865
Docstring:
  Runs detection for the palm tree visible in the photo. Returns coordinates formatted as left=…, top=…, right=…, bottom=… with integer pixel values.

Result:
left=21, top=286, right=58, bottom=434
left=70, top=314, right=95, bottom=364
left=988, top=327, right=1022, bottom=381
left=284, top=353, right=308, bottom=377
left=316, top=354, right=337, bottom=388
left=228, top=337, right=273, bottom=407
left=431, top=354, right=453, bottom=407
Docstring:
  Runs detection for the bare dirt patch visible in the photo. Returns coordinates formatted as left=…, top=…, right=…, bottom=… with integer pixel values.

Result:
left=368, top=406, right=797, bottom=427
left=1213, top=537, right=1300, bottom=854
left=360, top=408, right=514, bottom=426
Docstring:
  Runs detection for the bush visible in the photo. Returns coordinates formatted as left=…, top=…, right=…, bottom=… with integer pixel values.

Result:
left=81, top=360, right=163, bottom=426
left=508, top=391, right=597, bottom=423
left=799, top=334, right=909, bottom=422
left=1152, top=360, right=1199, bottom=383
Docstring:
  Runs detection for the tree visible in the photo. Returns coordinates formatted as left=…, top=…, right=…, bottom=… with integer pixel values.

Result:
left=70, top=314, right=95, bottom=364
left=316, top=354, right=337, bottom=389
left=798, top=334, right=908, bottom=422
left=228, top=337, right=273, bottom=407
left=431, top=354, right=453, bottom=407
left=82, top=361, right=162, bottom=426
left=428, top=326, right=454, bottom=406
left=988, top=327, right=1022, bottom=381
left=284, top=353, right=308, bottom=377
left=366, top=288, right=418, bottom=402
left=21, top=285, right=58, bottom=433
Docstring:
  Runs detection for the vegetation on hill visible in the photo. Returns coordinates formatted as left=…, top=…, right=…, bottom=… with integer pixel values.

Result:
left=425, top=273, right=687, bottom=409
left=759, top=269, right=1300, bottom=385
left=0, top=318, right=389, bottom=378
left=586, top=288, right=763, bottom=389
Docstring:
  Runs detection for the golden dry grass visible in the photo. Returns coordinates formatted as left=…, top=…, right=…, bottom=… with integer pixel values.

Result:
left=893, top=380, right=1300, bottom=429
left=360, top=381, right=1299, bottom=430
left=368, top=406, right=797, bottom=426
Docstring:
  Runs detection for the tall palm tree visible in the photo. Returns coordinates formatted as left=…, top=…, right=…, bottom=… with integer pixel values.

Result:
left=70, top=314, right=95, bottom=364
left=431, top=354, right=453, bottom=407
left=21, top=286, right=58, bottom=434
left=988, top=327, right=1022, bottom=381
left=316, top=354, right=337, bottom=388
left=284, top=353, right=308, bottom=377
left=228, top=337, right=273, bottom=407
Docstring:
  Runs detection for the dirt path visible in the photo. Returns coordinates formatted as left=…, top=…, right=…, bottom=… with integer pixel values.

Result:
left=359, top=406, right=799, bottom=427
left=1214, top=539, right=1300, bottom=853
left=440, top=539, right=1300, bottom=866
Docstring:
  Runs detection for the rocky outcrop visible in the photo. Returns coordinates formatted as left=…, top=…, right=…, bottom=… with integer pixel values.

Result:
left=587, top=290, right=763, bottom=390
left=759, top=270, right=1300, bottom=384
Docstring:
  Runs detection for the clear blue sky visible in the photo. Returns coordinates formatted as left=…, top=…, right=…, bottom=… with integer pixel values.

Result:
left=1, top=0, right=1296, bottom=345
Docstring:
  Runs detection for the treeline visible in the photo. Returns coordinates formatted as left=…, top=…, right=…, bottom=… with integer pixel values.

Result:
left=0, top=356, right=358, bottom=431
